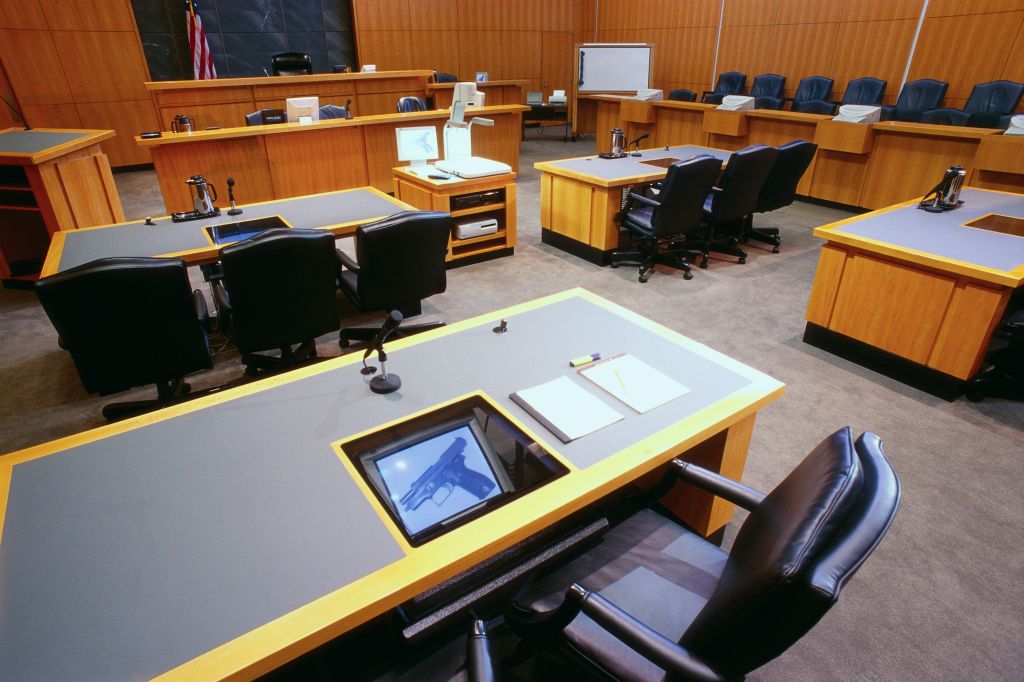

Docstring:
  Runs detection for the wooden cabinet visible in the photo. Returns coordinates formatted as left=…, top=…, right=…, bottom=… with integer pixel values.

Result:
left=392, top=167, right=516, bottom=266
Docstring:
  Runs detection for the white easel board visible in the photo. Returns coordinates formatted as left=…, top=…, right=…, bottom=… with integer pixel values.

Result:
left=576, top=43, right=652, bottom=93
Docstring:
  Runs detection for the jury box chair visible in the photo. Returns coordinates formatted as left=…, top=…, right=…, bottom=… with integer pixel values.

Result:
left=319, top=101, right=353, bottom=120
left=214, top=229, right=341, bottom=375
left=609, top=155, right=721, bottom=283
left=337, top=211, right=452, bottom=347
left=743, top=139, right=819, bottom=253
left=920, top=80, right=1024, bottom=128
left=882, top=78, right=949, bottom=122
left=667, top=89, right=697, bottom=102
left=271, top=51, right=313, bottom=76
left=749, top=74, right=786, bottom=109
left=694, top=144, right=779, bottom=268
left=702, top=71, right=747, bottom=104
left=398, top=96, right=429, bottom=113
left=788, top=76, right=835, bottom=114
left=35, top=257, right=213, bottom=420
left=507, top=426, right=901, bottom=682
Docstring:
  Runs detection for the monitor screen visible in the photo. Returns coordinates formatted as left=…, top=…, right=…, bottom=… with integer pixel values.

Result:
left=286, top=96, right=320, bottom=123
left=205, top=216, right=288, bottom=245
left=369, top=418, right=503, bottom=538
left=395, top=126, right=439, bottom=164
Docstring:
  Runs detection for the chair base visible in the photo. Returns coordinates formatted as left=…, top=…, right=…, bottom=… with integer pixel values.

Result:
left=708, top=239, right=747, bottom=264
left=241, top=339, right=317, bottom=376
left=745, top=225, right=781, bottom=253
left=609, top=248, right=695, bottom=283
left=101, top=377, right=196, bottom=421
left=966, top=367, right=1024, bottom=402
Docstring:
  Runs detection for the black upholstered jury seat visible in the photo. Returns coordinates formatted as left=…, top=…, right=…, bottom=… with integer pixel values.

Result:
left=702, top=71, right=746, bottom=105
left=921, top=80, right=1024, bottom=128
left=749, top=73, right=786, bottom=109
left=509, top=427, right=901, bottom=682
left=398, top=96, right=429, bottom=113
left=742, top=139, right=818, bottom=252
left=789, top=76, right=835, bottom=114
left=882, top=78, right=948, bottom=122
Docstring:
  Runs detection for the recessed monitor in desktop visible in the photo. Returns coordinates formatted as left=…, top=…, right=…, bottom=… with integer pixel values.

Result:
left=395, top=126, right=439, bottom=167
left=286, top=96, right=320, bottom=123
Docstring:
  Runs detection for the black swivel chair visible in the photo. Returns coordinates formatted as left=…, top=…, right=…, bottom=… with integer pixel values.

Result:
left=245, top=108, right=286, bottom=126
left=271, top=51, right=313, bottom=76
left=609, top=155, right=722, bottom=283
left=701, top=71, right=746, bottom=104
left=667, top=88, right=697, bottom=102
left=337, top=211, right=451, bottom=347
left=35, top=257, right=213, bottom=420
left=508, top=426, right=900, bottom=682
left=743, top=139, right=818, bottom=253
left=921, top=80, right=1024, bottom=128
left=967, top=309, right=1024, bottom=402
left=693, top=144, right=779, bottom=268
left=398, top=96, right=429, bottom=113
left=434, top=71, right=459, bottom=83
left=319, top=100, right=353, bottom=120
left=881, top=78, right=948, bottom=122
left=214, top=229, right=341, bottom=375
left=750, top=74, right=786, bottom=109
left=842, top=76, right=887, bottom=106
left=788, top=76, right=836, bottom=113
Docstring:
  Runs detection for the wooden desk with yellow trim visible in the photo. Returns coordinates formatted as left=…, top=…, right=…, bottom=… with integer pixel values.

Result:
left=135, top=105, right=528, bottom=214
left=536, top=144, right=730, bottom=264
left=40, top=187, right=412, bottom=277
left=804, top=188, right=1024, bottom=398
left=427, top=80, right=527, bottom=108
left=0, top=288, right=783, bottom=680
left=0, top=128, right=124, bottom=284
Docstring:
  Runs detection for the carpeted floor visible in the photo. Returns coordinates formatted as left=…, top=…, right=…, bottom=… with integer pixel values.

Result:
left=1, top=134, right=1021, bottom=680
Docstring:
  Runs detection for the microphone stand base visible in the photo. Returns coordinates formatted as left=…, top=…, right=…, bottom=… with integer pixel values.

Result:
left=370, top=373, right=401, bottom=394
left=227, top=208, right=243, bottom=216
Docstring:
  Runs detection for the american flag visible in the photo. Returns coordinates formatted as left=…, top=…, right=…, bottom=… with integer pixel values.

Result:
left=186, top=0, right=217, bottom=80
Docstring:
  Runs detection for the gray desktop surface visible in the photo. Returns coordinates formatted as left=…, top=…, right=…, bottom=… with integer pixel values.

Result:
left=0, top=294, right=756, bottom=679
left=544, top=145, right=730, bottom=181
left=832, top=189, right=1024, bottom=272
left=0, top=129, right=90, bottom=153
left=57, top=188, right=405, bottom=272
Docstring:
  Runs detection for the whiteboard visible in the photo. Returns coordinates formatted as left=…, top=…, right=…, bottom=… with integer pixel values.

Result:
left=576, top=44, right=651, bottom=93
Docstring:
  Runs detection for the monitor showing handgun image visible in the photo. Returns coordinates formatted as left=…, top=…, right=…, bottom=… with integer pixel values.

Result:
left=343, top=394, right=569, bottom=546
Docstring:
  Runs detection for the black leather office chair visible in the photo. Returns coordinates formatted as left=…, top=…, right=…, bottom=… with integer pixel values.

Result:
left=750, top=74, right=786, bottom=109
left=435, top=71, right=459, bottom=83
left=789, top=76, right=835, bottom=113
left=693, top=144, right=779, bottom=268
left=921, top=80, right=1024, bottom=128
left=701, top=71, right=746, bottom=104
left=843, top=76, right=887, bottom=106
left=881, top=78, right=948, bottom=122
left=214, top=229, right=341, bottom=375
left=337, top=211, right=451, bottom=347
left=398, top=96, right=429, bottom=113
left=967, top=309, right=1024, bottom=402
left=271, top=51, right=313, bottom=76
left=508, top=426, right=900, bottom=682
left=609, top=155, right=721, bottom=282
left=743, top=139, right=818, bottom=253
left=667, top=88, right=697, bottom=102
left=319, top=101, right=353, bottom=120
left=245, top=108, right=286, bottom=126
left=35, top=257, right=213, bottom=420
left=333, top=64, right=352, bottom=73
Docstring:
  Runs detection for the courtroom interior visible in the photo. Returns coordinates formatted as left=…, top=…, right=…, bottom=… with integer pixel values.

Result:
left=0, top=1, right=1022, bottom=681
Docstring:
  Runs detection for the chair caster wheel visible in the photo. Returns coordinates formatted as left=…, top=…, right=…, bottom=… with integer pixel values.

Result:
left=244, top=366, right=259, bottom=377
left=610, top=262, right=619, bottom=269
left=739, top=257, right=746, bottom=264
left=338, top=338, right=350, bottom=349
left=639, top=275, right=648, bottom=283
left=684, top=271, right=693, bottom=280
left=966, top=387, right=984, bottom=403
left=700, top=258, right=708, bottom=269
left=772, top=246, right=780, bottom=254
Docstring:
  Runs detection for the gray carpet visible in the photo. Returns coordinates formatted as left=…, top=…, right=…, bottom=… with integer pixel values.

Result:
left=1, top=134, right=1021, bottom=681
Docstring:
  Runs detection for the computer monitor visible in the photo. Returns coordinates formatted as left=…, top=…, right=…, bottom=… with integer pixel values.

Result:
left=453, top=82, right=477, bottom=107
left=526, top=91, right=543, bottom=105
left=395, top=126, right=439, bottom=167
left=285, top=96, right=319, bottom=123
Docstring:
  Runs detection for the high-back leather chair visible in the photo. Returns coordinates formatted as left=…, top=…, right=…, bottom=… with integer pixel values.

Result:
left=921, top=80, right=1024, bottom=128
left=337, top=211, right=451, bottom=346
left=750, top=73, right=786, bottom=109
left=271, top=52, right=313, bottom=76
left=696, top=144, right=779, bottom=268
left=397, top=96, right=428, bottom=113
left=702, top=71, right=746, bottom=104
left=882, top=78, right=948, bottom=122
left=319, top=102, right=353, bottom=120
left=968, top=309, right=1024, bottom=401
left=843, top=76, right=887, bottom=106
left=609, top=155, right=722, bottom=282
left=744, top=139, right=819, bottom=252
left=509, top=426, right=901, bottom=682
left=667, top=88, right=696, bottom=102
left=434, top=71, right=458, bottom=83
left=790, top=76, right=836, bottom=114
left=214, top=229, right=341, bottom=375
left=35, top=257, right=213, bottom=420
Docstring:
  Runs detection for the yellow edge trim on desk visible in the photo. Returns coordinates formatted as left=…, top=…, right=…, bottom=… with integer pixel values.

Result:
left=813, top=190, right=1024, bottom=287
left=0, top=463, right=11, bottom=548
left=39, top=231, right=66, bottom=278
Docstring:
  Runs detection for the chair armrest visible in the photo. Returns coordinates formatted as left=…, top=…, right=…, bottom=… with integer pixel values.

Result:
left=628, top=192, right=660, bottom=208
left=192, top=289, right=210, bottom=331
left=568, top=584, right=726, bottom=682
left=710, top=186, right=724, bottom=194
left=212, top=280, right=231, bottom=314
left=670, top=459, right=766, bottom=511
left=467, top=619, right=497, bottom=682
left=336, top=248, right=360, bottom=273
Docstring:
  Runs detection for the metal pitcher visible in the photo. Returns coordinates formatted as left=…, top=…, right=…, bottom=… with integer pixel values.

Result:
left=171, top=114, right=194, bottom=133
left=186, top=175, right=218, bottom=215
left=610, top=128, right=625, bottom=157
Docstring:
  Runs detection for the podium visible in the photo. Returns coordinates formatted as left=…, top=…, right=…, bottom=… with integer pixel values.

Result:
left=0, top=128, right=124, bottom=286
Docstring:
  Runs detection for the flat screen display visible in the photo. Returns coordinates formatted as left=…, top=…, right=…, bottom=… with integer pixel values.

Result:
left=205, top=216, right=288, bottom=245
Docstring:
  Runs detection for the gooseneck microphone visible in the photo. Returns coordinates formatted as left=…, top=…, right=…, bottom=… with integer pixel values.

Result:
left=362, top=310, right=403, bottom=394
left=628, top=132, right=650, bottom=156
left=226, top=177, right=242, bottom=216
left=0, top=94, right=30, bottom=130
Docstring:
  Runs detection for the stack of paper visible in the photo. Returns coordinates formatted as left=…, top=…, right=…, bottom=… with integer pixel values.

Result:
left=510, top=376, right=623, bottom=443
left=579, top=354, right=689, bottom=413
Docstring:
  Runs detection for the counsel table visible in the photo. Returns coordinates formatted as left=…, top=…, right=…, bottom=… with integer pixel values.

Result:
left=0, top=288, right=783, bottom=680
left=805, top=188, right=1024, bottom=397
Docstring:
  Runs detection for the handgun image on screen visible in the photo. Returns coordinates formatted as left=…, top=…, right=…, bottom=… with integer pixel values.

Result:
left=399, top=436, right=496, bottom=511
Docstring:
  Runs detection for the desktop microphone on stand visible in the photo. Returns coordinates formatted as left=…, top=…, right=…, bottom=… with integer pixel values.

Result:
left=361, top=310, right=403, bottom=394
left=226, top=177, right=242, bottom=216
left=1, top=94, right=30, bottom=130
left=628, top=132, right=650, bottom=156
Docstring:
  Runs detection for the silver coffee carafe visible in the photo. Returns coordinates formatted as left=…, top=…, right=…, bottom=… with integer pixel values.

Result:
left=186, top=175, right=218, bottom=216
left=610, top=128, right=625, bottom=157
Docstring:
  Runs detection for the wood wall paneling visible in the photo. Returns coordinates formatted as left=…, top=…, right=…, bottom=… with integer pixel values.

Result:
left=75, top=100, right=158, bottom=166
left=410, top=31, right=462, bottom=78
left=20, top=104, right=83, bottom=129
left=0, top=29, right=75, bottom=105
left=1003, top=23, right=1024, bottom=88
left=358, top=31, right=414, bottom=71
left=354, top=0, right=411, bottom=31
left=722, top=0, right=780, bottom=26
left=716, top=25, right=780, bottom=79
left=40, top=0, right=137, bottom=31
left=541, top=32, right=575, bottom=93
left=0, top=61, right=17, bottom=128
left=841, top=0, right=925, bottom=22
left=830, top=19, right=918, bottom=104
left=55, top=31, right=152, bottom=103
left=407, top=0, right=459, bottom=30
left=0, top=2, right=48, bottom=30
left=926, top=0, right=1024, bottom=17
left=459, top=31, right=504, bottom=80
left=776, top=0, right=844, bottom=24
left=502, top=32, right=543, bottom=80
left=771, top=22, right=841, bottom=98
left=457, top=0, right=503, bottom=30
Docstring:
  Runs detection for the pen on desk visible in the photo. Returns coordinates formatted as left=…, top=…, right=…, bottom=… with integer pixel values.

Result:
left=614, top=368, right=627, bottom=393
left=570, top=352, right=601, bottom=367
